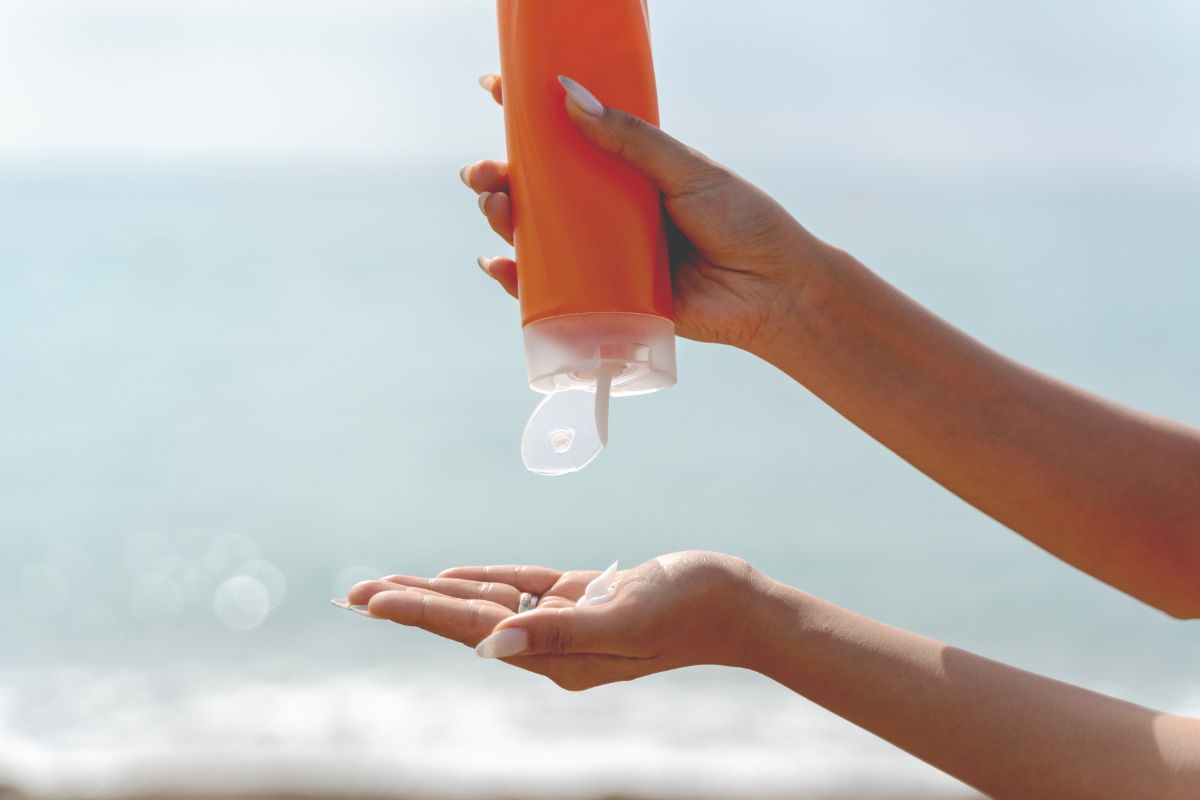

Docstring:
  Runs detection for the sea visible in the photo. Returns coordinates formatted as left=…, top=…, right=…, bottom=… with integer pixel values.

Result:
left=1, top=159, right=1198, bottom=798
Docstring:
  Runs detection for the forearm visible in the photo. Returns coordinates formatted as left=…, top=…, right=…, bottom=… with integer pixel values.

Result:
left=757, top=246, right=1200, bottom=617
left=745, top=575, right=1200, bottom=799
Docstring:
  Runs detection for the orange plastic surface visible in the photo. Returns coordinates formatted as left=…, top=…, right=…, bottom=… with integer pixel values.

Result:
left=496, top=0, right=673, bottom=327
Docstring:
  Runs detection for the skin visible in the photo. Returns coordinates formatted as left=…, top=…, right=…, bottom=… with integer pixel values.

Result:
left=347, top=552, right=1200, bottom=800
left=341, top=75, right=1200, bottom=797
left=468, top=74, right=1200, bottom=619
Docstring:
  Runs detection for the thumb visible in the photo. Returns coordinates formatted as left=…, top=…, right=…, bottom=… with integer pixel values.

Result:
left=557, top=75, right=716, bottom=198
left=474, top=605, right=623, bottom=659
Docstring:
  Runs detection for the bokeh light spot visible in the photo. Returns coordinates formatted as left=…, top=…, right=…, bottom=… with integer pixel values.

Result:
left=235, top=559, right=286, bottom=610
left=203, top=532, right=258, bottom=576
left=213, top=575, right=271, bottom=631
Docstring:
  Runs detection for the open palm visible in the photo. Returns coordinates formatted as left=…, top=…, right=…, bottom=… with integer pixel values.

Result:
left=342, top=552, right=760, bottom=691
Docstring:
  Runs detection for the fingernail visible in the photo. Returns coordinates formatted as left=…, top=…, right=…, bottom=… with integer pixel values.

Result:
left=478, top=191, right=492, bottom=213
left=558, top=76, right=604, bottom=117
left=340, top=603, right=380, bottom=619
left=475, top=628, right=529, bottom=658
left=458, top=164, right=472, bottom=187
left=477, top=256, right=492, bottom=276
left=330, top=598, right=350, bottom=610
left=478, top=74, right=497, bottom=92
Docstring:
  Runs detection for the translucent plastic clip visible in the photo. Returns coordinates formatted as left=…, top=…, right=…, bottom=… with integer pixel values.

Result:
left=520, top=366, right=617, bottom=476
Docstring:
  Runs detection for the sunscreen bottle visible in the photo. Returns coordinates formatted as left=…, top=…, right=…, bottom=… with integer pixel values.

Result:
left=496, top=0, right=676, bottom=475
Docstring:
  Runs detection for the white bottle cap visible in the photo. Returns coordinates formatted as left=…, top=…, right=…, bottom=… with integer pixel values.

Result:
left=520, top=312, right=676, bottom=475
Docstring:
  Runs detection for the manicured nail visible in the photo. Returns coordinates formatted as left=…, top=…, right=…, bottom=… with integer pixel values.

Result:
left=478, top=74, right=497, bottom=92
left=477, top=256, right=492, bottom=276
left=459, top=164, right=472, bottom=187
left=332, top=598, right=378, bottom=618
left=475, top=628, right=529, bottom=658
left=348, top=604, right=380, bottom=619
left=558, top=76, right=604, bottom=117
left=478, top=191, right=492, bottom=213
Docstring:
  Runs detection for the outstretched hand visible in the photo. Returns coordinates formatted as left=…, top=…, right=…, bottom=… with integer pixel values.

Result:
left=343, top=551, right=763, bottom=690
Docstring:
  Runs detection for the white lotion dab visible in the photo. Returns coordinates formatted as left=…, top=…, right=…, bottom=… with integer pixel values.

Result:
left=576, top=560, right=619, bottom=608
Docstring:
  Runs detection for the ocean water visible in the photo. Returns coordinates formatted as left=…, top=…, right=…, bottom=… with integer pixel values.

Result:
left=1, top=162, right=1198, bottom=798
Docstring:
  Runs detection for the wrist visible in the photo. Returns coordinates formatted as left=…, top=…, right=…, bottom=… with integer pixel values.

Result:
left=735, top=571, right=814, bottom=677
left=744, top=235, right=858, bottom=372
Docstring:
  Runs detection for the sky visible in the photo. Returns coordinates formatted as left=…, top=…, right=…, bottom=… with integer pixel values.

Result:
left=0, top=0, right=1197, bottom=175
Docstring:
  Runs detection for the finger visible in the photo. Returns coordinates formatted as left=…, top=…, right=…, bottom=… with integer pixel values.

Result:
left=544, top=569, right=602, bottom=601
left=478, top=191, right=514, bottom=245
left=476, top=257, right=518, bottom=299
left=478, top=604, right=633, bottom=658
left=524, top=595, right=576, bottom=610
left=347, top=578, right=412, bottom=606
left=379, top=574, right=522, bottom=611
left=367, top=587, right=511, bottom=647
left=557, top=75, right=721, bottom=199
left=347, top=579, right=511, bottom=616
left=478, top=73, right=502, bottom=105
left=458, top=159, right=509, bottom=195
left=436, top=564, right=562, bottom=596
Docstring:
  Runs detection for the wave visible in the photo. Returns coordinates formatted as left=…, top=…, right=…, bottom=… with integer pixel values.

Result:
left=0, top=664, right=975, bottom=799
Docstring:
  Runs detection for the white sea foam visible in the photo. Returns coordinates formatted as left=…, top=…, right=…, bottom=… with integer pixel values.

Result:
left=0, top=665, right=975, bottom=798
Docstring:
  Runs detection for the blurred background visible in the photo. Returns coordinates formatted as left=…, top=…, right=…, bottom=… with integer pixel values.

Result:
left=1, top=1, right=1198, bottom=798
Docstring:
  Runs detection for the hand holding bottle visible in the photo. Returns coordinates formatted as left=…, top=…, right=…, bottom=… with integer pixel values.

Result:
left=464, top=74, right=842, bottom=356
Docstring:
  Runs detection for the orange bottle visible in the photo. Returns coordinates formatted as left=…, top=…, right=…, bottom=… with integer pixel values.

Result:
left=496, top=0, right=677, bottom=475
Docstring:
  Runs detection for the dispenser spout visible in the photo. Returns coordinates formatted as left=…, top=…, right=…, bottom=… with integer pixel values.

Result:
left=594, top=368, right=613, bottom=447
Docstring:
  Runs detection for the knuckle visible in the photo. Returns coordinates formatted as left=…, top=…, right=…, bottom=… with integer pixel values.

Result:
left=467, top=600, right=484, bottom=629
left=616, top=110, right=645, bottom=135
left=543, top=625, right=573, bottom=656
left=613, top=114, right=647, bottom=161
left=619, top=109, right=648, bottom=134
left=558, top=570, right=587, bottom=590
left=671, top=160, right=728, bottom=198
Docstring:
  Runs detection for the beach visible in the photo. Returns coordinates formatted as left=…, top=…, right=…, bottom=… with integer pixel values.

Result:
left=4, top=163, right=1199, bottom=800
left=4, top=4, right=1200, bottom=787
left=0, top=660, right=987, bottom=799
